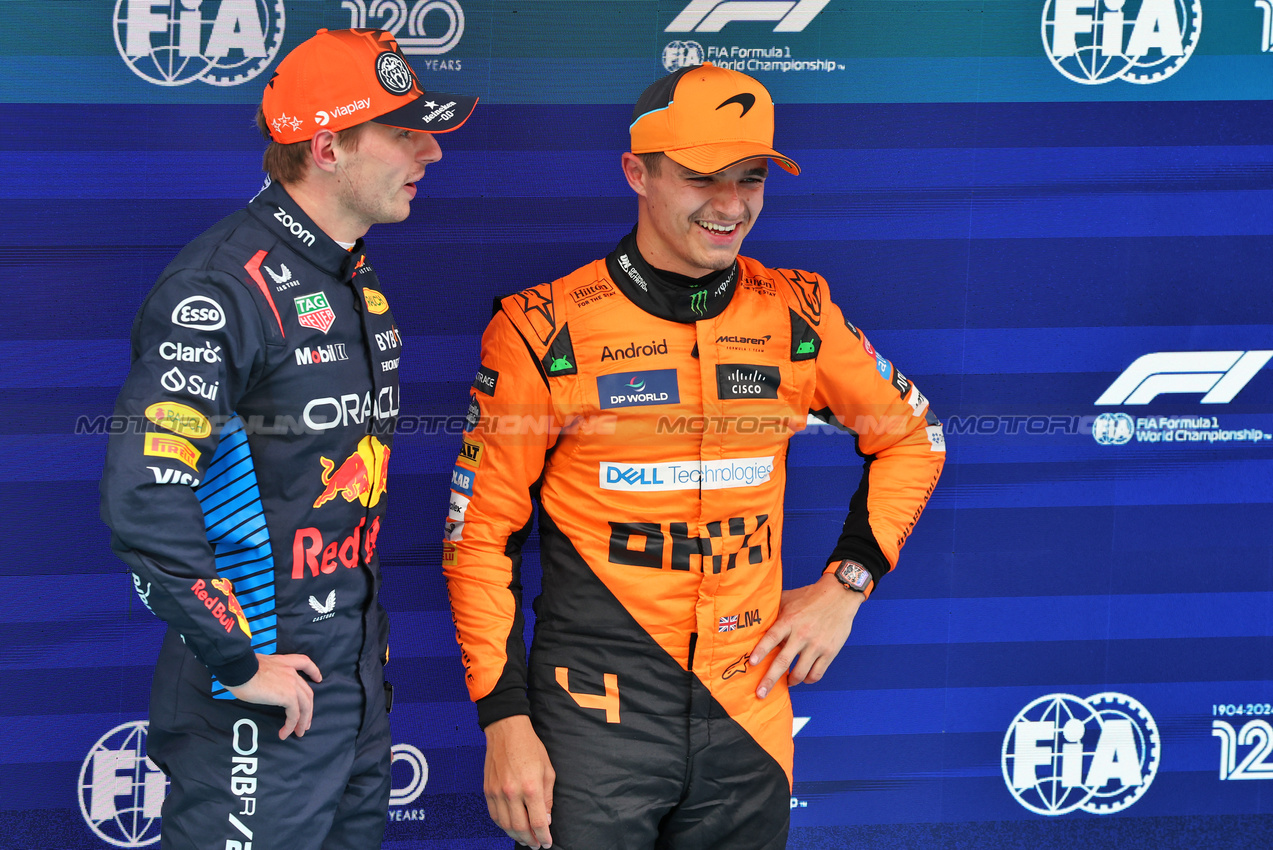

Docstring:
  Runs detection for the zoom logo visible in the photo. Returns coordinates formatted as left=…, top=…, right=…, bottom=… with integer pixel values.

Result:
left=1002, top=692, right=1160, bottom=816
left=1096, top=351, right=1273, bottom=405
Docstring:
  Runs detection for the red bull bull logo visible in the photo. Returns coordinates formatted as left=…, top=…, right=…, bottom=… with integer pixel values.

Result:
left=313, top=436, right=390, bottom=508
left=192, top=577, right=252, bottom=637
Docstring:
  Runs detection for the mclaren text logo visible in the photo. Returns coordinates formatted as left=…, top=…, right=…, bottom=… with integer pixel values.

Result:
left=1096, top=351, right=1273, bottom=405
left=342, top=0, right=465, bottom=55
left=79, top=720, right=167, bottom=847
left=666, top=0, right=829, bottom=32
left=1002, top=692, right=1160, bottom=816
left=599, top=457, right=774, bottom=492
left=113, top=0, right=285, bottom=87
left=1042, top=0, right=1201, bottom=85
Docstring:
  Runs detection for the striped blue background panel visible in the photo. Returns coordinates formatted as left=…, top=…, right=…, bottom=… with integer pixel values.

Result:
left=7, top=1, right=1273, bottom=847
left=194, top=415, right=278, bottom=698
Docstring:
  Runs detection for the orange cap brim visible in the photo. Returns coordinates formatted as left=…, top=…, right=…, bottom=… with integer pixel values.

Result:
left=664, top=143, right=800, bottom=176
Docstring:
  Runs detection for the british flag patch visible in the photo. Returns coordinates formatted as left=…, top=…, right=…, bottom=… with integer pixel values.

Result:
left=718, top=615, right=738, bottom=632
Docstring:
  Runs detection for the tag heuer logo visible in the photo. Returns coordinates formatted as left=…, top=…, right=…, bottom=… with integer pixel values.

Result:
left=295, top=292, right=335, bottom=334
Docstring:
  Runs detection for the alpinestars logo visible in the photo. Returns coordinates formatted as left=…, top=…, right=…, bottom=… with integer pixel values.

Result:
left=1042, top=0, right=1201, bottom=85
left=666, top=0, right=829, bottom=32
left=1096, top=351, right=1273, bottom=405
left=1002, top=692, right=1159, bottom=816
left=113, top=0, right=285, bottom=87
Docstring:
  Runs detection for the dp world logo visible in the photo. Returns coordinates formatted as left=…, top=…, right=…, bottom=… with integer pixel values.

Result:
left=78, top=720, right=167, bottom=847
left=1042, top=0, right=1201, bottom=85
left=113, top=0, right=285, bottom=87
left=1002, top=692, right=1160, bottom=816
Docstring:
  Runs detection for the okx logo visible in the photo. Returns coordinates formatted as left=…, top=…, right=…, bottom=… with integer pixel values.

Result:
left=78, top=720, right=167, bottom=847
left=1002, top=693, right=1160, bottom=816
left=113, top=0, right=285, bottom=87
left=666, top=0, right=829, bottom=32
left=1042, top=0, right=1201, bottom=85
left=1096, top=351, right=1273, bottom=405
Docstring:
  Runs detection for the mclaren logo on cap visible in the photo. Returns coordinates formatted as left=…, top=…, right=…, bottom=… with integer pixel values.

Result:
left=717, top=93, right=756, bottom=117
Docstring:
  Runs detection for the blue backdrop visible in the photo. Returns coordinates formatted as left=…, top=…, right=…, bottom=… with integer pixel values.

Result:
left=4, top=1, right=1273, bottom=847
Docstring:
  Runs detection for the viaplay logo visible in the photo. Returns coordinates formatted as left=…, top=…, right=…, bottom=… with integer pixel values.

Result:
left=113, top=0, right=285, bottom=88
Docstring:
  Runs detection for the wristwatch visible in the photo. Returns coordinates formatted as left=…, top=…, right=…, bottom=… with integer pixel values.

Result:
left=831, top=559, right=873, bottom=595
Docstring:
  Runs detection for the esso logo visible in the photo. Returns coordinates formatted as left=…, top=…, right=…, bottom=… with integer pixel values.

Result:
left=171, top=295, right=225, bottom=330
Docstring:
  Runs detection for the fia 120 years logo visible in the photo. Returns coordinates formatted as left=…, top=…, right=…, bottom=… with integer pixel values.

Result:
left=1002, top=692, right=1160, bottom=815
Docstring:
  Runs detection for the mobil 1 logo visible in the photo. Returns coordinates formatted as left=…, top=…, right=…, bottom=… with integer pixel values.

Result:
left=716, top=364, right=780, bottom=400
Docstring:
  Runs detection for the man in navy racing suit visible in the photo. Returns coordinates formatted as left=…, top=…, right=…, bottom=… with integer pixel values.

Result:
left=99, top=28, right=476, bottom=849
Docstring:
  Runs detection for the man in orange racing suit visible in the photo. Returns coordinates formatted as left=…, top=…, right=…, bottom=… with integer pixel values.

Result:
left=444, top=63, right=945, bottom=849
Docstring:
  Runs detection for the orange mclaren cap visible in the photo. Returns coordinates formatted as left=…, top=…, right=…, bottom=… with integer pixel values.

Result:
left=260, top=28, right=477, bottom=144
left=629, top=63, right=799, bottom=176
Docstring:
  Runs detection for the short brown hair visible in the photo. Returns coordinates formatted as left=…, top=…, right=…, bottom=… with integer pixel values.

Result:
left=254, top=106, right=367, bottom=186
left=639, top=151, right=665, bottom=176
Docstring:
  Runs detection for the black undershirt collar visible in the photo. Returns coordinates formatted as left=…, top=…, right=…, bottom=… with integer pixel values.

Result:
left=604, top=228, right=737, bottom=323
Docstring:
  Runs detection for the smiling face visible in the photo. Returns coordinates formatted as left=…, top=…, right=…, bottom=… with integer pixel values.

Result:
left=623, top=153, right=768, bottom=277
left=332, top=121, right=442, bottom=235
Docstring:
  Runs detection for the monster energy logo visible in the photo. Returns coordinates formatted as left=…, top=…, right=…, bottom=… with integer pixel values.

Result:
left=689, top=290, right=708, bottom=316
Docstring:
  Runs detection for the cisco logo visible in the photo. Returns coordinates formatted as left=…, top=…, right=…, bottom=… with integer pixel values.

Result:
left=1042, top=0, right=1201, bottom=85
left=1002, top=692, right=1160, bottom=816
left=78, top=721, right=166, bottom=847
left=113, top=0, right=285, bottom=87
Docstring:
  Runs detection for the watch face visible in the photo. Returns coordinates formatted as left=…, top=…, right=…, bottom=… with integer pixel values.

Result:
left=837, top=560, right=870, bottom=591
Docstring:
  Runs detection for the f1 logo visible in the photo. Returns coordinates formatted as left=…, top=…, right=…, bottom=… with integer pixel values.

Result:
left=666, top=0, right=830, bottom=32
left=1095, top=351, right=1273, bottom=405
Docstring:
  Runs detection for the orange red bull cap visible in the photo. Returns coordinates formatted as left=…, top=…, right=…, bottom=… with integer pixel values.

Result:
left=261, top=27, right=477, bottom=144
left=629, top=62, right=799, bottom=176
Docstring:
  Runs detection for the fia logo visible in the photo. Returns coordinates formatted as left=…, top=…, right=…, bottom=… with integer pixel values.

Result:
left=1096, top=351, right=1273, bottom=405
left=666, top=0, right=829, bottom=33
left=341, top=0, right=465, bottom=55
left=113, top=0, right=285, bottom=88
left=1002, top=693, right=1159, bottom=815
left=78, top=720, right=167, bottom=847
left=1042, top=0, right=1201, bottom=85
